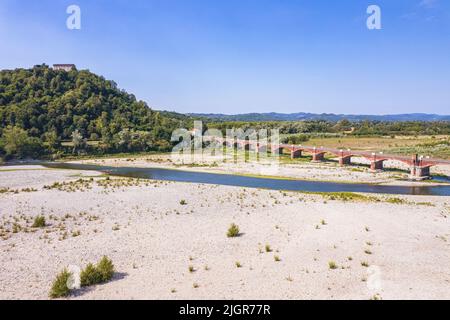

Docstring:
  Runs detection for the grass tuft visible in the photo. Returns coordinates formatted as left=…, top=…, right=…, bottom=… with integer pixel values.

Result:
left=227, top=223, right=240, bottom=238
left=32, top=216, right=46, bottom=228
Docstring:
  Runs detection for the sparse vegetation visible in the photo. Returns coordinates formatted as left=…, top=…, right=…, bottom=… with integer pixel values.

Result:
left=227, top=223, right=240, bottom=238
left=80, top=256, right=115, bottom=287
left=386, top=197, right=406, bottom=205
left=80, top=263, right=101, bottom=287
left=97, top=256, right=115, bottom=282
left=49, top=269, right=72, bottom=299
left=32, top=216, right=46, bottom=228
left=71, top=230, right=81, bottom=237
left=328, top=261, right=338, bottom=270
left=361, top=261, right=369, bottom=267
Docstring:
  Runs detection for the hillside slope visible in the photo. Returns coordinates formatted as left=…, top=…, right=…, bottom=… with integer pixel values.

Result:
left=0, top=64, right=192, bottom=158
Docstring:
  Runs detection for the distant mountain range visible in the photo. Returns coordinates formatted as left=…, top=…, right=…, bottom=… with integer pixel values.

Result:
left=188, top=112, right=450, bottom=122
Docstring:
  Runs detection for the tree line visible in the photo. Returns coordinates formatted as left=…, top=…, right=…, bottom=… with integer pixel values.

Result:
left=206, top=119, right=450, bottom=137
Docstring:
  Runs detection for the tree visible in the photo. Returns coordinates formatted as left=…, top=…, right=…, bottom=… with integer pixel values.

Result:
left=44, top=130, right=61, bottom=153
left=0, top=126, right=44, bottom=159
left=71, top=129, right=87, bottom=154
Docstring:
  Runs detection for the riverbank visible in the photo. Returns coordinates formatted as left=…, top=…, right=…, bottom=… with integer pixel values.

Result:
left=68, top=153, right=450, bottom=187
left=0, top=165, right=449, bottom=299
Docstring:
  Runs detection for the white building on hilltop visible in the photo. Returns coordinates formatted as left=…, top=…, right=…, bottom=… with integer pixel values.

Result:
left=52, top=64, right=76, bottom=72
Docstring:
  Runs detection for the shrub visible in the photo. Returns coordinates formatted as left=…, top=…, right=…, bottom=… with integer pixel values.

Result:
left=283, top=134, right=309, bottom=145
left=361, top=261, right=369, bottom=267
left=265, top=244, right=272, bottom=253
left=328, top=261, right=338, bottom=270
left=179, top=200, right=187, bottom=205
left=32, top=216, right=46, bottom=228
left=49, top=269, right=72, bottom=299
left=97, top=256, right=115, bottom=282
left=80, top=256, right=115, bottom=287
left=80, top=263, right=102, bottom=287
left=227, top=223, right=240, bottom=238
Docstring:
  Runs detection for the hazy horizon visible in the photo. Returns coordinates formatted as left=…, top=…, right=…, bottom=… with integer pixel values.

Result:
left=1, top=0, right=450, bottom=115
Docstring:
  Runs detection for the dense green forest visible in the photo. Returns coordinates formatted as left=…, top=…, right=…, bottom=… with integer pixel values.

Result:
left=0, top=64, right=194, bottom=160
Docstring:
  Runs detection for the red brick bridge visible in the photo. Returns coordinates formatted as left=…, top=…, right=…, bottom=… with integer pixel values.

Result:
left=215, top=137, right=450, bottom=179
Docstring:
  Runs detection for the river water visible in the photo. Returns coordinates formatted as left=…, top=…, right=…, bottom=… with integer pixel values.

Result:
left=41, top=162, right=450, bottom=196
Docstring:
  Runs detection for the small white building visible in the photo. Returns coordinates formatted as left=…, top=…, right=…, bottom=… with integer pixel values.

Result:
left=53, top=64, right=76, bottom=72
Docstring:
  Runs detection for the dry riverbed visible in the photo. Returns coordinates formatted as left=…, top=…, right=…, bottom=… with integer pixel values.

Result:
left=0, top=165, right=449, bottom=300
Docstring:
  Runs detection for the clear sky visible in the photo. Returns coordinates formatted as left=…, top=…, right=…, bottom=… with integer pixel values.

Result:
left=1, top=0, right=449, bottom=115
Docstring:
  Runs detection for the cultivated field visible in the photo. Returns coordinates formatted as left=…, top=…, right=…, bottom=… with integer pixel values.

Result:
left=294, top=135, right=450, bottom=160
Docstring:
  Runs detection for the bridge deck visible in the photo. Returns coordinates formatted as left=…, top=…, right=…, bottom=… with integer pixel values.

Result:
left=216, top=138, right=450, bottom=166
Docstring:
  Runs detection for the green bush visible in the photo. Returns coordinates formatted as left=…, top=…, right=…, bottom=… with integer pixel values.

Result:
left=80, top=256, right=115, bottom=287
left=32, top=216, right=46, bottom=228
left=0, top=126, right=45, bottom=159
left=97, top=256, right=115, bottom=282
left=80, top=263, right=102, bottom=287
left=328, top=261, right=338, bottom=270
left=283, top=134, right=310, bottom=145
left=227, top=223, right=240, bottom=238
left=49, top=269, right=72, bottom=299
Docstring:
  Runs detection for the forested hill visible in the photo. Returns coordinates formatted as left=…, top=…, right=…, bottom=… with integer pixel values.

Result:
left=0, top=64, right=193, bottom=159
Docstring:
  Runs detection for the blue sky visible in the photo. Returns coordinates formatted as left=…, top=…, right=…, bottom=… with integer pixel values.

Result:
left=1, top=0, right=449, bottom=115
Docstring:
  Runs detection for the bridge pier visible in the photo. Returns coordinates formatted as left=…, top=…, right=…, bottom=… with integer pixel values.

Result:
left=291, top=149, right=302, bottom=159
left=312, top=152, right=326, bottom=162
left=338, top=156, right=352, bottom=166
left=410, top=166, right=431, bottom=180
left=370, top=160, right=384, bottom=171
